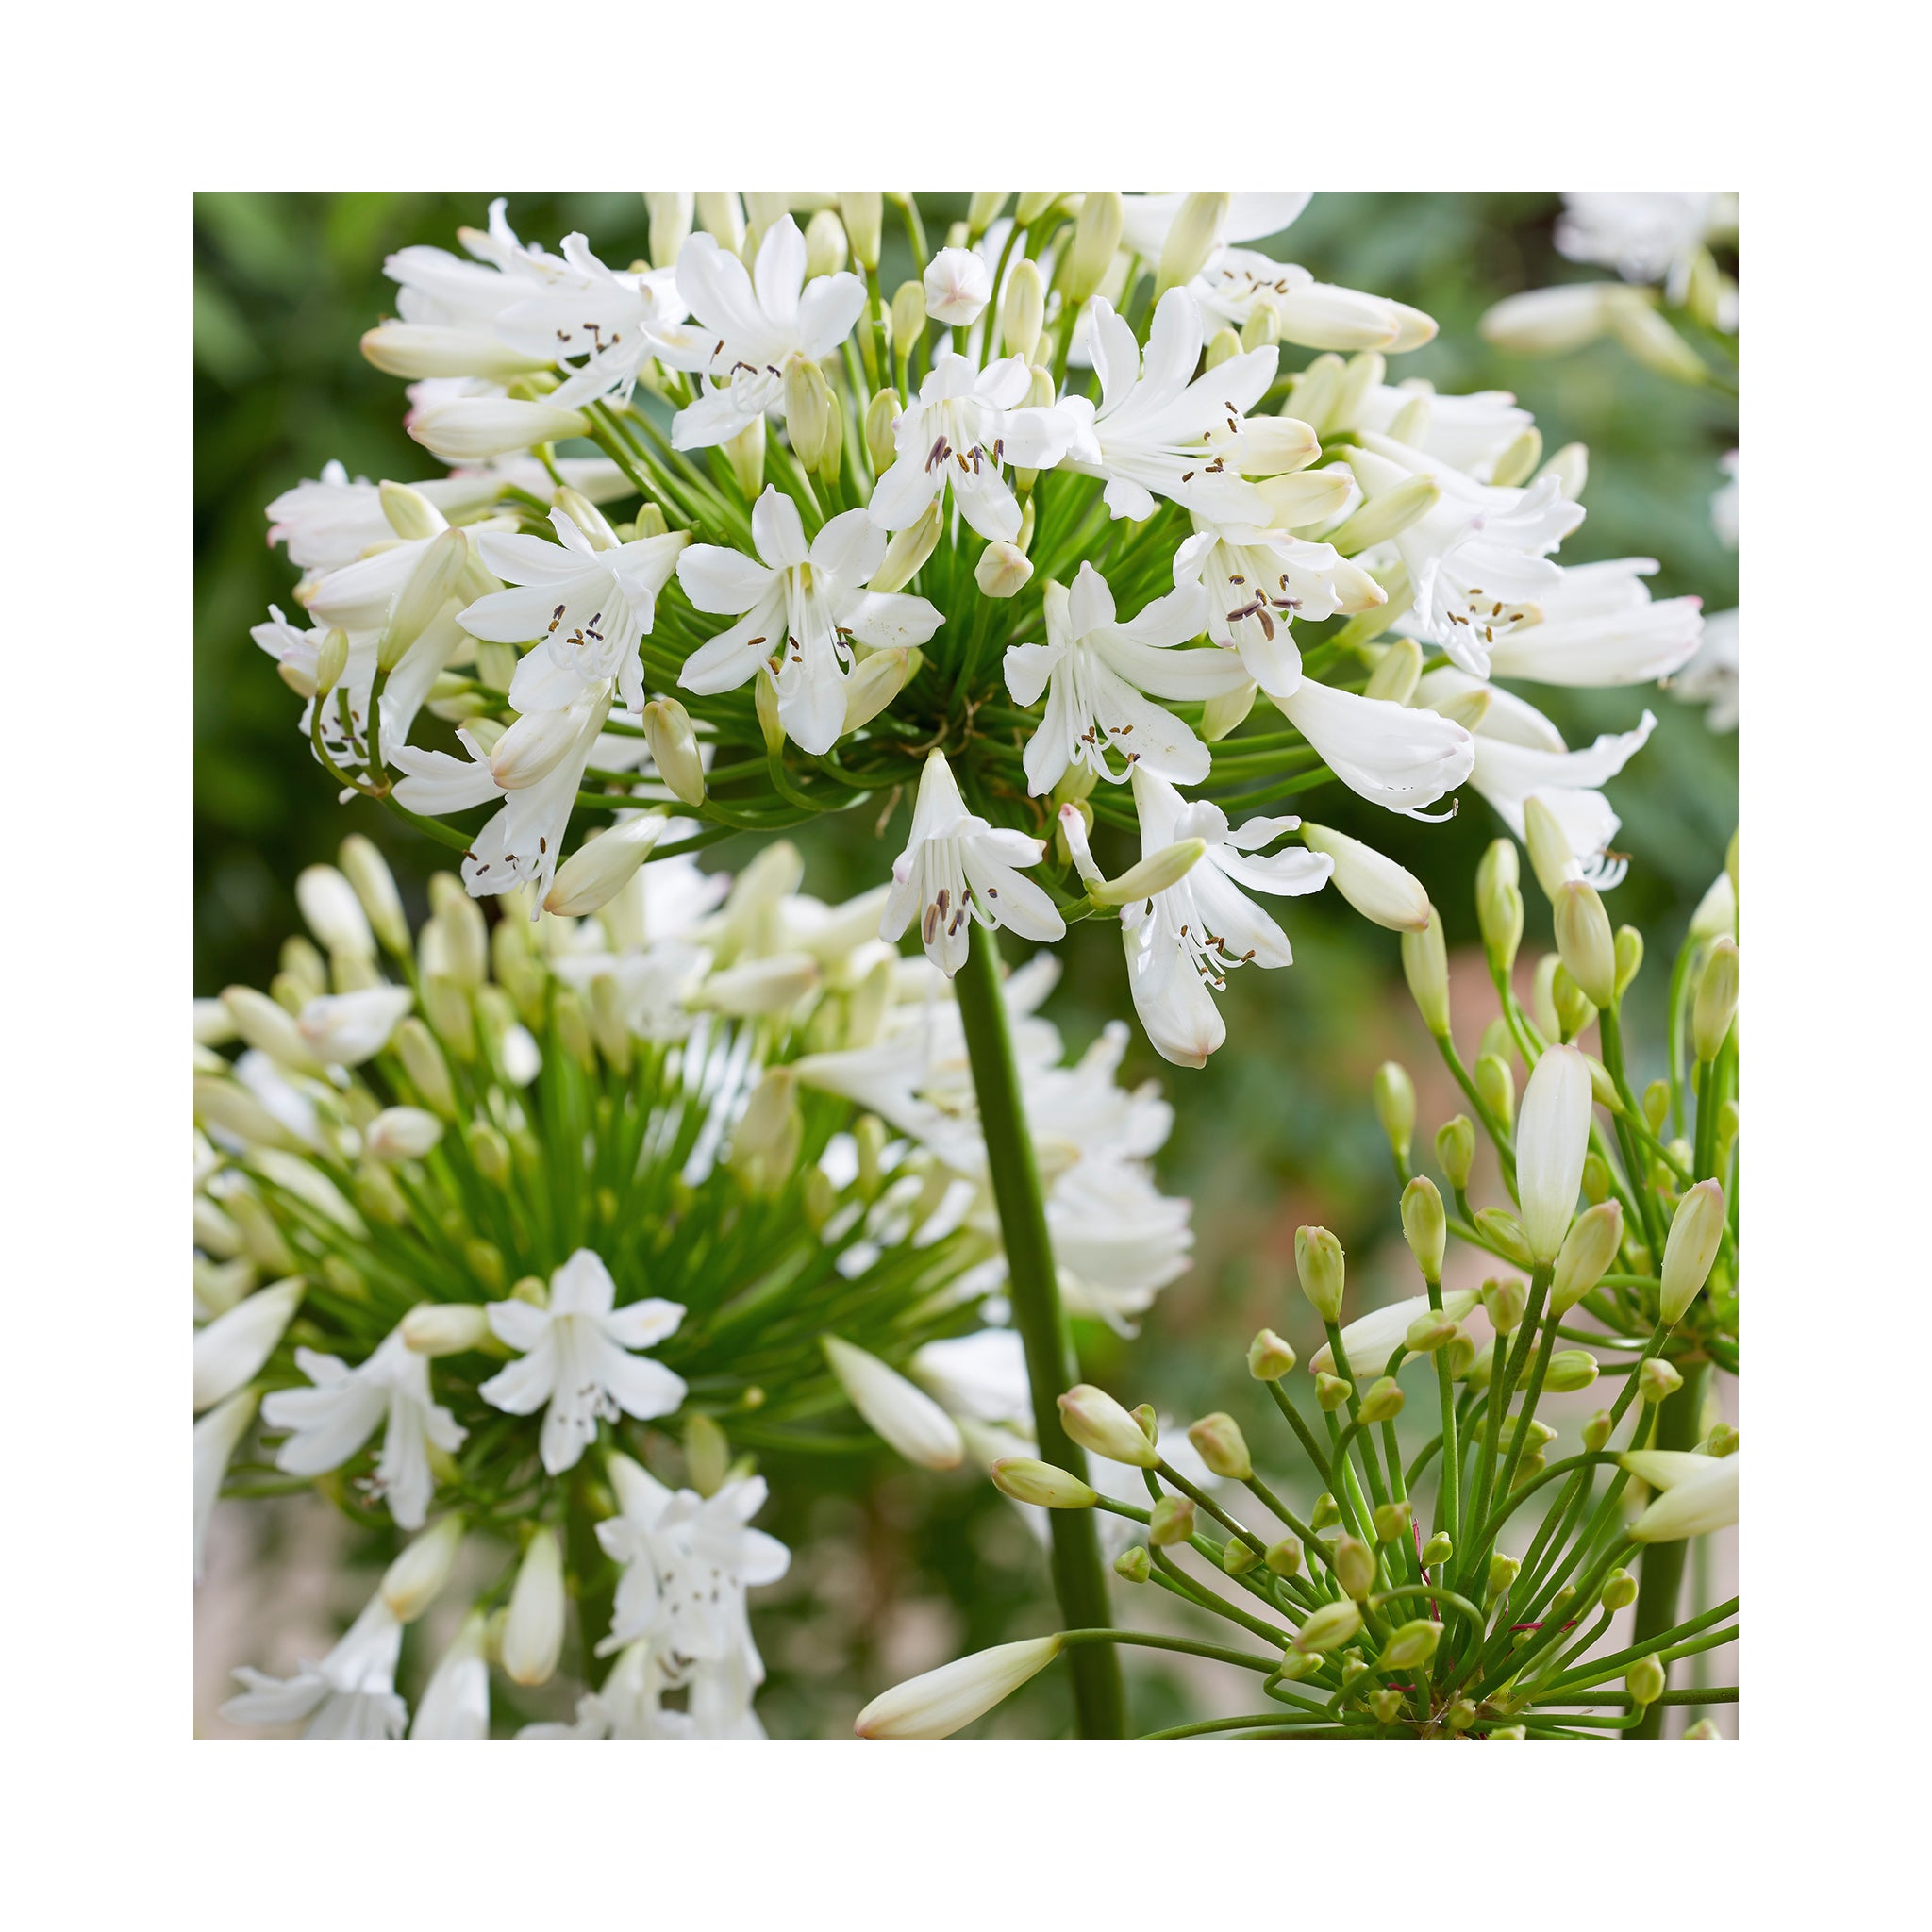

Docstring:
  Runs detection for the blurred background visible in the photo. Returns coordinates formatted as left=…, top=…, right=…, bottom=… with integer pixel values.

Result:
left=194, top=192, right=1737, bottom=1737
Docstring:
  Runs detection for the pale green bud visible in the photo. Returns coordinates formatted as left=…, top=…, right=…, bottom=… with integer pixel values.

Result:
left=314, top=626, right=349, bottom=697
left=1642, top=1080, right=1670, bottom=1134
left=1373, top=1501, right=1411, bottom=1545
left=1314, top=1373, right=1353, bottom=1412
left=1014, top=192, right=1058, bottom=226
left=991, top=1457, right=1099, bottom=1508
left=1265, top=1535, right=1304, bottom=1579
left=863, top=386, right=901, bottom=477
left=1294, top=1225, right=1346, bottom=1323
left=502, top=1529, right=566, bottom=1687
left=1482, top=1276, right=1528, bottom=1335
left=1363, top=637, right=1424, bottom=705
left=1476, top=1210, right=1535, bottom=1270
left=1400, top=906, right=1451, bottom=1037
left=1333, top=1535, right=1376, bottom=1599
left=1553, top=879, right=1618, bottom=1008
left=380, top=525, right=469, bottom=670
left=467, top=1120, right=511, bottom=1188
left=1203, top=325, right=1241, bottom=370
left=802, top=208, right=847, bottom=281
left=641, top=698, right=707, bottom=808
left=837, top=193, right=882, bottom=270
left=1329, top=470, right=1441, bottom=556
left=1057, top=1384, right=1158, bottom=1467
left=1064, top=192, right=1124, bottom=304
left=381, top=1514, right=465, bottom=1623
left=1581, top=1410, right=1615, bottom=1453
left=1088, top=838, right=1207, bottom=908
left=1476, top=838, right=1524, bottom=973
left=1581, top=1150, right=1612, bottom=1206
left=1659, top=1178, right=1725, bottom=1324
left=1148, top=1493, right=1196, bottom=1547
left=401, top=1302, right=491, bottom=1357
left=1626, top=1655, right=1667, bottom=1707
left=1551, top=1199, right=1624, bottom=1314
left=1200, top=680, right=1257, bottom=741
left=1241, top=299, right=1281, bottom=350
left=1639, top=1357, right=1684, bottom=1405
left=1187, top=1413, right=1252, bottom=1482
left=1607, top=290, right=1708, bottom=383
left=1614, top=924, right=1644, bottom=998
left=842, top=646, right=921, bottom=734
left=1400, top=1174, right=1446, bottom=1282
left=1155, top=192, right=1230, bottom=297
left=724, top=414, right=766, bottom=496
left=1486, top=1553, right=1520, bottom=1604
left=1357, top=1377, right=1405, bottom=1424
left=782, top=354, right=835, bottom=469
left=868, top=498, right=941, bottom=592
left=997, top=258, right=1045, bottom=362
left=890, top=280, right=926, bottom=357
left=1369, top=1687, right=1405, bottom=1724
left=1247, top=1328, right=1296, bottom=1380
left=1444, top=1334, right=1476, bottom=1379
left=1490, top=425, right=1543, bottom=489
left=1706, top=1424, right=1740, bottom=1458
left=1300, top=824, right=1431, bottom=932
left=1522, top=795, right=1578, bottom=906
left=392, top=1017, right=455, bottom=1117
left=1293, top=1600, right=1363, bottom=1655
left=1311, top=1492, right=1341, bottom=1530
left=1475, top=1053, right=1515, bottom=1135
left=1545, top=1350, right=1599, bottom=1393
left=1223, top=1538, right=1260, bottom=1575
left=339, top=835, right=410, bottom=957
left=1436, top=1115, right=1475, bottom=1191
left=1285, top=353, right=1344, bottom=435
left=1693, top=938, right=1740, bottom=1063
left=1421, top=1532, right=1454, bottom=1568
left=1380, top=1620, right=1443, bottom=1672
left=1683, top=1717, right=1722, bottom=1740
left=1375, top=1062, right=1417, bottom=1164
left=1114, top=1545, right=1151, bottom=1583
left=1130, top=1404, right=1159, bottom=1445
left=1553, top=963, right=1595, bottom=1040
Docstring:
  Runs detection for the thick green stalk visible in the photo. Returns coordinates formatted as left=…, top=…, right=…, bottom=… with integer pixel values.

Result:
left=953, top=924, right=1125, bottom=1739
left=1624, top=1363, right=1712, bottom=1738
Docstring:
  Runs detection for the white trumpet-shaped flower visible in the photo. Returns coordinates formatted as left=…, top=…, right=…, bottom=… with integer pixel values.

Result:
left=1058, top=291, right=1288, bottom=525
left=879, top=750, right=1065, bottom=975
left=260, top=1324, right=468, bottom=1530
left=868, top=352, right=1074, bottom=542
left=1003, top=563, right=1237, bottom=794
left=220, top=1594, right=408, bottom=1740
left=478, top=1250, right=687, bottom=1475
left=460, top=508, right=689, bottom=715
left=676, top=489, right=942, bottom=756
left=1107, top=767, right=1331, bottom=1068
left=1483, top=558, right=1704, bottom=688
left=671, top=219, right=866, bottom=448
left=1273, top=675, right=1474, bottom=820
left=1624, top=1449, right=1740, bottom=1542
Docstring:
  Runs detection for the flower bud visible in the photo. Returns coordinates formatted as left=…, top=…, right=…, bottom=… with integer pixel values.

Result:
left=1580, top=1150, right=1612, bottom=1206
left=401, top=1303, right=491, bottom=1357
left=923, top=246, right=991, bottom=327
left=502, top=1529, right=565, bottom=1687
left=394, top=1017, right=456, bottom=1117
left=1486, top=1553, right=1520, bottom=1603
left=1612, top=924, right=1644, bottom=999
left=1314, top=1373, right=1352, bottom=1412
left=1203, top=325, right=1241, bottom=371
left=340, top=835, right=410, bottom=956
left=1399, top=906, right=1451, bottom=1037
left=1553, top=880, right=1618, bottom=1009
left=410, top=398, right=591, bottom=463
left=1545, top=1350, right=1599, bottom=1393
left=1475, top=1052, right=1515, bottom=1135
left=837, top=193, right=882, bottom=271
left=856, top=1634, right=1063, bottom=1740
left=889, top=280, right=926, bottom=358
left=1327, top=1534, right=1374, bottom=1599
left=1420, top=1532, right=1454, bottom=1568
left=1064, top=191, right=1124, bottom=304
left=1294, top=1225, right=1346, bottom=1323
left=843, top=646, right=921, bottom=733
left=1607, top=290, right=1707, bottom=383
left=1482, top=1276, right=1528, bottom=1335
left=382, top=1515, right=464, bottom=1622
left=1475, top=839, right=1524, bottom=973
left=544, top=813, right=666, bottom=917
left=1357, top=1376, right=1405, bottom=1424
left=1659, top=1178, right=1725, bottom=1324
left=1247, top=1328, right=1296, bottom=1380
left=1582, top=1410, right=1615, bottom=1453
left=1693, top=938, right=1739, bottom=1064
left=991, top=1457, right=1098, bottom=1508
left=1380, top=1619, right=1443, bottom=1672
left=644, top=192, right=694, bottom=268
left=1057, top=1384, right=1158, bottom=1468
left=366, top=1106, right=444, bottom=1163
left=1187, top=1412, right=1253, bottom=1482
left=223, top=985, right=325, bottom=1076
left=1328, top=470, right=1441, bottom=555
left=1148, top=1493, right=1196, bottom=1547
left=1639, top=1357, right=1684, bottom=1404
left=1436, top=1115, right=1474, bottom=1191
left=782, top=354, right=835, bottom=468
left=724, top=415, right=766, bottom=497
left=1480, top=282, right=1614, bottom=355
left=1294, top=1600, right=1363, bottom=1654
left=998, top=258, right=1045, bottom=361
left=869, top=498, right=941, bottom=592
left=641, top=698, right=707, bottom=808
left=1221, top=1536, right=1260, bottom=1576
left=1522, top=796, right=1579, bottom=906
left=1113, top=1545, right=1151, bottom=1583
left=1152, top=192, right=1230, bottom=297
left=1626, top=1655, right=1666, bottom=1707
left=1706, top=1424, right=1739, bottom=1458
left=1299, top=823, right=1431, bottom=932
left=1089, top=837, right=1207, bottom=908
left=1517, top=1041, right=1593, bottom=1261
left=296, top=864, right=375, bottom=964
left=1374, top=1061, right=1416, bottom=1165
left=1370, top=1502, right=1410, bottom=1547
left=1310, top=1492, right=1341, bottom=1531
left=1398, top=1175, right=1446, bottom=1283
left=824, top=1335, right=963, bottom=1469
left=974, top=541, right=1033, bottom=599
left=1540, top=1208, right=1618, bottom=1327
left=801, top=208, right=847, bottom=282
left=1476, top=1208, right=1535, bottom=1270
left=1265, top=1534, right=1304, bottom=1579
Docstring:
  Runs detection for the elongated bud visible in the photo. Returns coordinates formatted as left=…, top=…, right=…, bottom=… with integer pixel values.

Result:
left=1400, top=906, right=1451, bottom=1037
left=1300, top=823, right=1430, bottom=932
left=1203, top=325, right=1241, bottom=371
left=1551, top=1199, right=1624, bottom=1314
left=1328, top=472, right=1440, bottom=556
left=1475, top=1053, right=1515, bottom=1134
left=803, top=208, right=847, bottom=281
left=361, top=324, right=548, bottom=381
left=394, top=1017, right=455, bottom=1118
left=641, top=698, right=706, bottom=807
left=1357, top=1376, right=1405, bottom=1424
left=1582, top=1410, right=1615, bottom=1453
left=1148, top=1494, right=1195, bottom=1547
left=863, top=387, right=901, bottom=476
left=1201, top=680, right=1257, bottom=741
left=1517, top=1041, right=1593, bottom=1261
left=308, top=626, right=349, bottom=698
left=1475, top=839, right=1524, bottom=973
left=544, top=813, right=666, bottom=917
left=1090, top=838, right=1207, bottom=908
left=1405, top=1311, right=1458, bottom=1354
left=1612, top=925, right=1644, bottom=1000
left=1187, top=1412, right=1252, bottom=1482
left=1520, top=796, right=1575, bottom=906
left=1659, top=1179, right=1725, bottom=1324
left=991, top=1457, right=1097, bottom=1508
left=1247, top=1329, right=1296, bottom=1380
left=843, top=646, right=921, bottom=733
left=998, top=258, right=1045, bottom=361
left=1544, top=1350, right=1599, bottom=1393
left=1294, top=1600, right=1363, bottom=1655
left=1627, top=1454, right=1738, bottom=1541
left=838, top=193, right=882, bottom=270
left=1331, top=1534, right=1374, bottom=1598
left=1401, top=1175, right=1446, bottom=1282
left=889, top=280, right=926, bottom=357
left=1064, top=191, right=1124, bottom=304
left=366, top=1106, right=444, bottom=1163
left=823, top=1335, right=963, bottom=1469
left=974, top=541, right=1033, bottom=600
left=1436, top=1115, right=1474, bottom=1191
left=782, top=355, right=834, bottom=468
left=1362, top=638, right=1422, bottom=706
left=645, top=192, right=693, bottom=268
left=1314, top=1372, right=1353, bottom=1411
left=410, top=398, right=590, bottom=462
left=501, top=1530, right=565, bottom=1687
left=401, top=1303, right=491, bottom=1357
left=380, top=529, right=470, bottom=672
left=1374, top=1062, right=1416, bottom=1163
left=223, top=985, right=324, bottom=1076
left=1380, top=1619, right=1443, bottom=1672
left=382, top=1515, right=464, bottom=1622
left=869, top=498, right=941, bottom=592
left=1693, top=938, right=1739, bottom=1063
left=1057, top=1384, right=1157, bottom=1468
left=1553, top=880, right=1618, bottom=1009
left=1294, top=1225, right=1346, bottom=1323
left=1475, top=1208, right=1533, bottom=1269
left=1482, top=1276, right=1528, bottom=1336
left=855, top=1635, right=1063, bottom=1740
left=1481, top=282, right=1613, bottom=355
left=1607, top=290, right=1707, bottom=383
left=1551, top=964, right=1595, bottom=1041
left=339, top=835, right=410, bottom=957
left=1156, top=192, right=1230, bottom=296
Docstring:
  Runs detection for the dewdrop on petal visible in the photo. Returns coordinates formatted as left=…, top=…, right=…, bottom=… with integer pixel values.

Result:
left=1659, top=1179, right=1726, bottom=1324
left=855, top=1636, right=1063, bottom=1740
left=1058, top=1384, right=1158, bottom=1468
left=823, top=1336, right=963, bottom=1470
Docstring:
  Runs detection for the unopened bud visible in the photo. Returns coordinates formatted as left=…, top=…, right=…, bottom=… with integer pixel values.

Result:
left=1371, top=1502, right=1410, bottom=1546
left=1295, top=1225, right=1346, bottom=1323
left=1476, top=839, right=1524, bottom=973
left=869, top=498, right=941, bottom=592
left=1486, top=1553, right=1520, bottom=1604
left=1222, top=1537, right=1260, bottom=1575
left=1333, top=1535, right=1376, bottom=1599
left=1397, top=1175, right=1446, bottom=1283
left=1200, top=680, right=1257, bottom=741
left=991, top=1457, right=1099, bottom=1508
left=641, top=698, right=707, bottom=807
left=1314, top=1373, right=1352, bottom=1412
left=1482, top=1276, right=1529, bottom=1335
left=1626, top=1655, right=1667, bottom=1707
left=842, top=646, right=921, bottom=733
left=1154, top=192, right=1230, bottom=296
left=1148, top=1493, right=1196, bottom=1547
left=544, top=813, right=666, bottom=917
left=837, top=193, right=882, bottom=270
left=1614, top=924, right=1644, bottom=999
left=1639, top=1357, right=1684, bottom=1405
left=1329, top=471, right=1441, bottom=556
left=1659, top=1178, right=1725, bottom=1324
left=997, top=258, right=1045, bottom=361
left=1380, top=1619, right=1443, bottom=1672
left=1294, top=1600, right=1363, bottom=1655
left=1374, top=1062, right=1416, bottom=1163
left=1693, top=938, right=1739, bottom=1063
left=1064, top=191, right=1124, bottom=304
left=890, top=280, right=926, bottom=358
left=1582, top=1410, right=1616, bottom=1453
left=1310, top=1492, right=1341, bottom=1531
left=1089, top=837, right=1207, bottom=908
left=1187, top=1412, right=1252, bottom=1482
left=381, top=1515, right=464, bottom=1622
left=1581, top=1150, right=1612, bottom=1206
left=502, top=1530, right=566, bottom=1687
left=402, top=1303, right=491, bottom=1357
left=1551, top=1199, right=1624, bottom=1314
left=1436, top=1115, right=1474, bottom=1191
left=1475, top=1052, right=1515, bottom=1134
left=782, top=355, right=835, bottom=469
left=1057, top=1384, right=1158, bottom=1468
left=1553, top=880, right=1618, bottom=1008
left=1420, top=1532, right=1454, bottom=1568
left=1265, top=1535, right=1303, bottom=1579
left=1357, top=1377, right=1405, bottom=1424
left=1541, top=1349, right=1597, bottom=1394
left=1114, top=1545, right=1151, bottom=1583
left=1301, top=823, right=1431, bottom=933
left=974, top=541, right=1033, bottom=599
left=1247, top=1329, right=1296, bottom=1380
left=1400, top=906, right=1451, bottom=1036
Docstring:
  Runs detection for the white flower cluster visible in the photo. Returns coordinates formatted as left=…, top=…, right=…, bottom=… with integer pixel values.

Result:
left=259, top=192, right=1700, bottom=1074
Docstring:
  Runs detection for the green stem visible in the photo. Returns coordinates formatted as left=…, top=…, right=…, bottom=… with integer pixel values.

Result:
left=1624, top=1362, right=1712, bottom=1738
left=953, top=924, right=1124, bottom=1739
